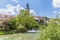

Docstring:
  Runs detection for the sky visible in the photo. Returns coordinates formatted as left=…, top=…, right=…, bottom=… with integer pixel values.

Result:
left=0, top=0, right=60, bottom=18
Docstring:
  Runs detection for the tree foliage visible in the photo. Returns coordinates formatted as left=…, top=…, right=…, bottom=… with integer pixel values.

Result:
left=16, top=9, right=38, bottom=30
left=38, top=18, right=60, bottom=40
left=9, top=18, right=17, bottom=30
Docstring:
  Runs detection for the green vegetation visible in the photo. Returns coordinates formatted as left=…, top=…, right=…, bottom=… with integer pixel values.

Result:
left=38, top=18, right=60, bottom=40
left=16, top=24, right=27, bottom=33
left=0, top=3, right=60, bottom=40
left=0, top=4, right=40, bottom=34
left=0, top=31, right=14, bottom=35
left=16, top=9, right=39, bottom=31
left=16, top=4, right=39, bottom=32
left=9, top=18, right=17, bottom=30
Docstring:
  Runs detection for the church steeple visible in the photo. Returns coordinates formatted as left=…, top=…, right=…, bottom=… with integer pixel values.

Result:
left=26, top=3, right=30, bottom=10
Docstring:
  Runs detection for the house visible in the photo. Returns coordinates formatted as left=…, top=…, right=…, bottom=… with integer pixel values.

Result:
left=33, top=16, right=49, bottom=24
left=0, top=14, right=49, bottom=24
left=0, top=14, right=16, bottom=26
left=0, top=14, right=49, bottom=26
left=0, top=14, right=16, bottom=21
left=0, top=14, right=16, bottom=30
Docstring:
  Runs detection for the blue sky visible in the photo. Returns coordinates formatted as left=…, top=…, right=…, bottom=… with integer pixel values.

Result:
left=0, top=0, right=60, bottom=18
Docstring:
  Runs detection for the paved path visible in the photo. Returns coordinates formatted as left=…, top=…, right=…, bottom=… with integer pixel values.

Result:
left=0, top=33, right=39, bottom=40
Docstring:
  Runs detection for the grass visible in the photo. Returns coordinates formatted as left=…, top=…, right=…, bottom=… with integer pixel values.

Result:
left=0, top=31, right=14, bottom=35
left=0, top=32, right=39, bottom=40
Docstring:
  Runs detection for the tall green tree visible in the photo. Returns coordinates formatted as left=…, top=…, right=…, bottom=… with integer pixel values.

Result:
left=16, top=4, right=39, bottom=30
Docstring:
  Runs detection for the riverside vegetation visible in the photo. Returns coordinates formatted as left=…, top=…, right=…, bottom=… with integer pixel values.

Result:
left=38, top=18, right=60, bottom=40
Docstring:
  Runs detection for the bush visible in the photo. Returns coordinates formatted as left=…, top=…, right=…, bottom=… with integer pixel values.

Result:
left=0, top=31, right=14, bottom=35
left=9, top=18, right=17, bottom=30
left=38, top=19, right=60, bottom=40
left=16, top=24, right=27, bottom=33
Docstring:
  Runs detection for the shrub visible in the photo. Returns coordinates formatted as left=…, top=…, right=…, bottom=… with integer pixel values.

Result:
left=0, top=30, right=14, bottom=35
left=16, top=24, right=27, bottom=33
left=38, top=19, right=60, bottom=40
left=9, top=18, right=17, bottom=30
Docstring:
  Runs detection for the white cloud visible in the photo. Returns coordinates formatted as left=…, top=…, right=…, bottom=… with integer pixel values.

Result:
left=12, top=0, right=19, bottom=3
left=53, top=11, right=60, bottom=17
left=30, top=10, right=36, bottom=14
left=7, top=4, right=16, bottom=11
left=30, top=10, right=36, bottom=16
left=16, top=4, right=24, bottom=14
left=53, top=0, right=60, bottom=8
left=0, top=4, right=36, bottom=16
left=0, top=4, right=24, bottom=15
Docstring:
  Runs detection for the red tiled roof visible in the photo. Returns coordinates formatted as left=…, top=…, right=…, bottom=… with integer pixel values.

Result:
left=0, top=14, right=16, bottom=21
left=33, top=16, right=44, bottom=21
